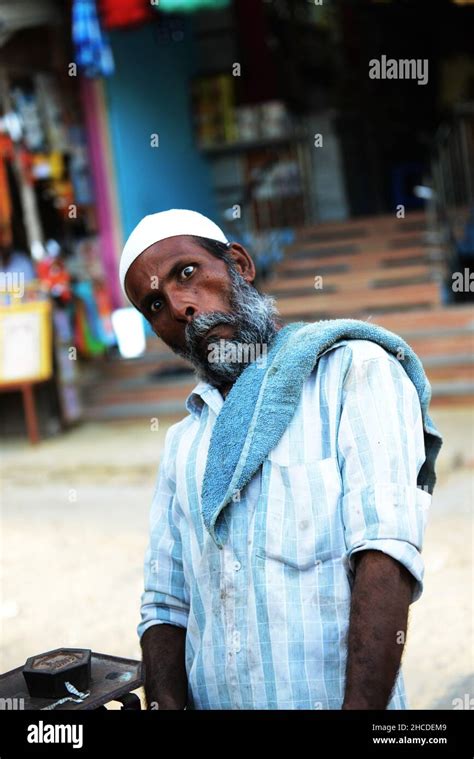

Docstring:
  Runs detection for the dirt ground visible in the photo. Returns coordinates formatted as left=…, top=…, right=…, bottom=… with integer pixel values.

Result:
left=1, top=405, right=473, bottom=710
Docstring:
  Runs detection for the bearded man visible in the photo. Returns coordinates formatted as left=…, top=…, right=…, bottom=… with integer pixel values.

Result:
left=119, top=209, right=442, bottom=711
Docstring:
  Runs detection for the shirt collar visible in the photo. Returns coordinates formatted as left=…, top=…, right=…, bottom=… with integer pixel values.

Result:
left=185, top=380, right=225, bottom=418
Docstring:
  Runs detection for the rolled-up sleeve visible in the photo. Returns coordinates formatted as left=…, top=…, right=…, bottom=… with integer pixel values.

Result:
left=137, top=425, right=189, bottom=641
left=337, top=341, right=431, bottom=603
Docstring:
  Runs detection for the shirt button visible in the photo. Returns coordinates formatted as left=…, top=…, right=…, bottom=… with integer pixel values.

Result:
left=233, top=561, right=241, bottom=571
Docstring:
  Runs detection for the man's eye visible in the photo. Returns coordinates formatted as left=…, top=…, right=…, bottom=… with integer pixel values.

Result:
left=180, top=264, right=195, bottom=279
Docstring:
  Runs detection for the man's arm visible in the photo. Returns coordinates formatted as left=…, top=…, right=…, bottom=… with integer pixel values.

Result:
left=342, top=550, right=415, bottom=710
left=137, top=424, right=190, bottom=710
left=141, top=623, right=187, bottom=710
left=335, top=342, right=432, bottom=709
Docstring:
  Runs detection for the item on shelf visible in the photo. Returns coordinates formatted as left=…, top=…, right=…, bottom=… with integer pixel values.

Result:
left=37, top=255, right=72, bottom=303
left=51, top=178, right=76, bottom=217
left=67, top=236, right=106, bottom=283
left=259, top=101, right=291, bottom=139
left=254, top=159, right=302, bottom=199
left=68, top=126, right=94, bottom=206
left=31, top=152, right=64, bottom=181
left=35, top=74, right=70, bottom=153
left=10, top=86, right=45, bottom=152
left=15, top=149, right=46, bottom=259
left=235, top=105, right=260, bottom=143
left=192, top=74, right=237, bottom=148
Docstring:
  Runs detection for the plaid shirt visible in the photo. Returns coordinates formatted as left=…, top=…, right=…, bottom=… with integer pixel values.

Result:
left=137, top=339, right=430, bottom=709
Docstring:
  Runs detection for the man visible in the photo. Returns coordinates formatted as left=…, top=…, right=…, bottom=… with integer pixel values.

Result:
left=120, top=209, right=441, bottom=710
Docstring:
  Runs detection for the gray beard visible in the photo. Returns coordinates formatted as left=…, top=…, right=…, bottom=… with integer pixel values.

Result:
left=169, top=263, right=282, bottom=388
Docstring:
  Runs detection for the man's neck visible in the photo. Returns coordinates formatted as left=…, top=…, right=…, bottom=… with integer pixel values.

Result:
left=219, top=383, right=232, bottom=400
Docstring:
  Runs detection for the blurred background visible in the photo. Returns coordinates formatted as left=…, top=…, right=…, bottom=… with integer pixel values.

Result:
left=0, top=0, right=473, bottom=709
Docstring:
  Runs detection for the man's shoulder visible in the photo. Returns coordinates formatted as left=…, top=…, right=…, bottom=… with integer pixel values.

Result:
left=316, top=337, right=392, bottom=366
left=308, top=338, right=401, bottom=391
left=340, top=338, right=395, bottom=363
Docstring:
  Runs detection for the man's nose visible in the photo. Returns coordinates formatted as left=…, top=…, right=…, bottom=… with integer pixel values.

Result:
left=167, top=293, right=198, bottom=324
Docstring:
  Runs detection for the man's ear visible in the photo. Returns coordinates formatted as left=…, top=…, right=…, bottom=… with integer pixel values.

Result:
left=228, top=242, right=256, bottom=284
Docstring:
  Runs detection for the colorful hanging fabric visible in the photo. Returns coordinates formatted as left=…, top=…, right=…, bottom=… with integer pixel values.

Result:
left=99, top=0, right=154, bottom=29
left=72, top=0, right=115, bottom=78
left=94, top=282, right=116, bottom=346
left=73, top=280, right=112, bottom=354
left=0, top=135, right=14, bottom=243
left=74, top=296, right=105, bottom=356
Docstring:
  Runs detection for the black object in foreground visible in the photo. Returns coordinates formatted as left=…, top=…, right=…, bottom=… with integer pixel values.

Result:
left=0, top=651, right=142, bottom=710
left=22, top=648, right=91, bottom=699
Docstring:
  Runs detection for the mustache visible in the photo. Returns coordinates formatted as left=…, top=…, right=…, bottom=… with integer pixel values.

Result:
left=185, top=310, right=238, bottom=345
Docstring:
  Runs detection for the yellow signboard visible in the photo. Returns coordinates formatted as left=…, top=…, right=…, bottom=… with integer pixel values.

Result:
left=0, top=300, right=53, bottom=384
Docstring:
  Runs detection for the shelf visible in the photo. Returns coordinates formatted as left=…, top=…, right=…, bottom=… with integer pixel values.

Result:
left=200, top=132, right=309, bottom=157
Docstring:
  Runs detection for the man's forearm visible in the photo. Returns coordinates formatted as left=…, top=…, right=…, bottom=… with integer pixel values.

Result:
left=140, top=623, right=188, bottom=709
left=342, top=550, right=415, bottom=710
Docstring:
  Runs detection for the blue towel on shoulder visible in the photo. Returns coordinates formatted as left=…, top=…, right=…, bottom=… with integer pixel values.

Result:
left=201, top=319, right=443, bottom=547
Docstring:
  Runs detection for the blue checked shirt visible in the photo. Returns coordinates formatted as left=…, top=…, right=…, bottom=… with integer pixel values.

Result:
left=137, top=339, right=431, bottom=709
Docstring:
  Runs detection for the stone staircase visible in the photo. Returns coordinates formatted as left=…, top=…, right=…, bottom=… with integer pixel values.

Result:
left=82, top=211, right=474, bottom=421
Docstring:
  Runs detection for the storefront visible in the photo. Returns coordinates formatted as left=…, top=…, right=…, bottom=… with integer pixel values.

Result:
left=0, top=10, right=117, bottom=440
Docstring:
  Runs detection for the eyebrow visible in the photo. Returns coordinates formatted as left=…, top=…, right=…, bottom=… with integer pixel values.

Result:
left=139, top=259, right=193, bottom=313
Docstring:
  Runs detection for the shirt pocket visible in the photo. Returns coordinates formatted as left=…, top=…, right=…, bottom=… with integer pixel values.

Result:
left=256, top=456, right=343, bottom=571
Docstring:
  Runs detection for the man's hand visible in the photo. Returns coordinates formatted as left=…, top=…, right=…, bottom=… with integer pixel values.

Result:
left=141, top=623, right=188, bottom=710
left=342, top=549, right=415, bottom=710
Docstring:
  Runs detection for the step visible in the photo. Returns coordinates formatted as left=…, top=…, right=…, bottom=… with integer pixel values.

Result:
left=84, top=374, right=196, bottom=404
left=407, top=334, right=474, bottom=357
left=273, top=248, right=432, bottom=275
left=372, top=306, right=474, bottom=332
left=264, top=265, right=435, bottom=296
left=285, top=234, right=427, bottom=256
left=275, top=282, right=441, bottom=318
left=430, top=380, right=474, bottom=399
left=294, top=211, right=426, bottom=240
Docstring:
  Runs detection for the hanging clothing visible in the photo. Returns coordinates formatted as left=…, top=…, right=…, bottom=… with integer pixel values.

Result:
left=99, top=0, right=154, bottom=29
left=72, top=0, right=115, bottom=78
left=0, top=135, right=14, bottom=243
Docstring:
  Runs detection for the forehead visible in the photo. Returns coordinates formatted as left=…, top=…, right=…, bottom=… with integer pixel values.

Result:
left=124, top=235, right=213, bottom=298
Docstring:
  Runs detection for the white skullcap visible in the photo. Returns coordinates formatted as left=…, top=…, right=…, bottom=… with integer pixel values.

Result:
left=119, top=208, right=229, bottom=299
